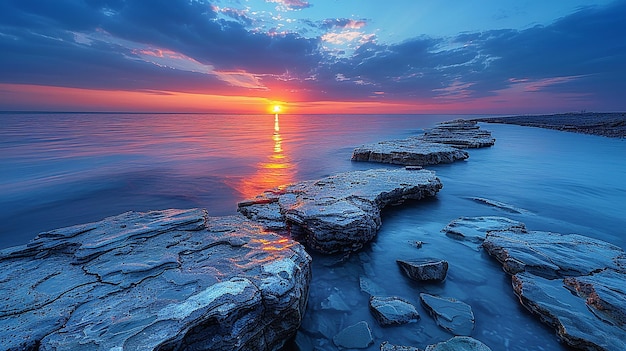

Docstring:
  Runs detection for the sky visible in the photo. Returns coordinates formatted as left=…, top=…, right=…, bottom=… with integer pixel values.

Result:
left=0, top=0, right=625, bottom=114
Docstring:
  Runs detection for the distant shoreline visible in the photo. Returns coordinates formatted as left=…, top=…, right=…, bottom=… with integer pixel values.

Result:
left=472, top=112, right=626, bottom=138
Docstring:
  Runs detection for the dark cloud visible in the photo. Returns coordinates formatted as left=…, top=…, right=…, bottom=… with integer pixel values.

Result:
left=0, top=0, right=625, bottom=110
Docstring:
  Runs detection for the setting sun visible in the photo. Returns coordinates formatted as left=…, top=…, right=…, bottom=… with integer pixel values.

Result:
left=272, top=104, right=282, bottom=113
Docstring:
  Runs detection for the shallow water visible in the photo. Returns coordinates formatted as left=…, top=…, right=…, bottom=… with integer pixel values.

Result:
left=1, top=113, right=625, bottom=350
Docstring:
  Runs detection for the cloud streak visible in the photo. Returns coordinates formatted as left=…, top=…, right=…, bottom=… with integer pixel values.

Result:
left=0, top=0, right=624, bottom=113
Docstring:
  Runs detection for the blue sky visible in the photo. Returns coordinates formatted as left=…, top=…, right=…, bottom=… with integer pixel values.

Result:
left=0, top=0, right=624, bottom=113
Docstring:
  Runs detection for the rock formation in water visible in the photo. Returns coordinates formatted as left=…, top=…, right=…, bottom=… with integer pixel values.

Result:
left=397, top=258, right=449, bottom=282
left=332, top=321, right=374, bottom=349
left=0, top=209, right=311, bottom=351
left=477, top=224, right=626, bottom=351
left=369, top=296, right=420, bottom=326
left=419, top=293, right=475, bottom=336
left=425, top=336, right=493, bottom=351
left=351, top=119, right=494, bottom=166
left=238, top=168, right=443, bottom=254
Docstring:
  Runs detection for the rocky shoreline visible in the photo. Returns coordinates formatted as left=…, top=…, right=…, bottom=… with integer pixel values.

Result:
left=1, top=118, right=624, bottom=351
left=472, top=112, right=626, bottom=138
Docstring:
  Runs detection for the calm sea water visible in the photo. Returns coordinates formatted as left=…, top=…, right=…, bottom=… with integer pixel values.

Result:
left=1, top=113, right=625, bottom=350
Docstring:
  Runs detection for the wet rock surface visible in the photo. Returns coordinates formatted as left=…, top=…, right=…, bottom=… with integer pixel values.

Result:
left=369, top=296, right=420, bottom=326
left=380, top=341, right=422, bottom=351
left=351, top=119, right=494, bottom=166
left=351, top=140, right=469, bottom=166
left=420, top=120, right=496, bottom=148
left=482, top=222, right=626, bottom=351
left=0, top=209, right=311, bottom=351
left=419, top=293, right=475, bottom=336
left=424, top=336, right=492, bottom=351
left=332, top=321, right=374, bottom=349
left=442, top=216, right=527, bottom=244
left=397, top=258, right=449, bottom=282
left=239, top=168, right=443, bottom=254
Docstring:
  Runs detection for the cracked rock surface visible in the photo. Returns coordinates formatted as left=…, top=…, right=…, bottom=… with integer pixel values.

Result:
left=0, top=209, right=311, bottom=351
left=238, top=168, right=442, bottom=254
left=481, top=224, right=626, bottom=351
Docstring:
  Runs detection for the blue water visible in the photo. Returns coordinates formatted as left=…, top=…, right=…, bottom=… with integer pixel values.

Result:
left=1, top=113, right=625, bottom=350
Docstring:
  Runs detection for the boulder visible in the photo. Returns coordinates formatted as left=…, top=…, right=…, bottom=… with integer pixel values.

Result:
left=419, top=294, right=475, bottom=336
left=0, top=209, right=311, bottom=351
left=397, top=258, right=448, bottom=282
left=369, top=296, right=420, bottom=326
left=333, top=321, right=374, bottom=349
left=442, top=216, right=527, bottom=244
left=513, top=272, right=626, bottom=351
left=425, top=336, right=492, bottom=351
left=351, top=140, right=469, bottom=166
left=239, top=168, right=443, bottom=254
left=483, top=230, right=625, bottom=279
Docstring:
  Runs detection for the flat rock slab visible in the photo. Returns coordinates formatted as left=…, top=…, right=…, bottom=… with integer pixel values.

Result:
left=513, top=272, right=626, bottom=351
left=0, top=209, right=311, bottom=351
left=483, top=230, right=625, bottom=279
left=420, top=294, right=475, bottom=336
left=425, top=336, right=492, bottom=351
left=239, top=168, right=442, bottom=254
left=397, top=258, right=449, bottom=282
left=352, top=139, right=469, bottom=166
left=380, top=341, right=422, bottom=351
left=442, top=216, right=527, bottom=244
left=369, top=296, right=420, bottom=326
left=420, top=120, right=496, bottom=148
left=481, top=219, right=626, bottom=351
left=333, top=321, right=374, bottom=349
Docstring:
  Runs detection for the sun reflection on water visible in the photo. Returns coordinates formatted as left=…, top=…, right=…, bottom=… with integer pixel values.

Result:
left=235, top=113, right=295, bottom=199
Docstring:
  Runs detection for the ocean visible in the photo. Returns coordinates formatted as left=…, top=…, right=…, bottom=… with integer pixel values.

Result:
left=1, top=112, right=625, bottom=350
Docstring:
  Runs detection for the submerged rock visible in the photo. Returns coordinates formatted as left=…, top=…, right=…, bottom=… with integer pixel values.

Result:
left=369, top=296, right=420, bottom=326
left=420, top=293, right=475, bottom=336
left=0, top=209, right=311, bottom=351
left=333, top=321, right=374, bottom=349
left=483, top=230, right=625, bottom=279
left=397, top=258, right=448, bottom=282
left=380, top=341, right=422, bottom=351
left=469, top=197, right=528, bottom=214
left=442, top=216, right=527, bottom=244
left=239, top=168, right=443, bottom=254
left=425, top=336, right=492, bottom=351
left=352, top=139, right=469, bottom=166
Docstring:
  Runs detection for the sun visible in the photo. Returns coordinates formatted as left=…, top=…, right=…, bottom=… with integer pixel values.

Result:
left=272, top=104, right=282, bottom=113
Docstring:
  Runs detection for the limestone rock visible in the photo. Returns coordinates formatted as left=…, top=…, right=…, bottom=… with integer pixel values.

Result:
left=352, top=139, right=469, bottom=166
left=442, top=216, right=527, bottom=244
left=239, top=168, right=443, bottom=254
left=483, top=230, right=625, bottom=279
left=564, top=269, right=626, bottom=327
left=419, top=120, right=495, bottom=149
left=513, top=272, right=626, bottom=351
left=0, top=209, right=311, bottom=351
left=369, top=296, right=420, bottom=326
left=397, top=258, right=448, bottom=282
left=420, top=293, right=475, bottom=336
left=333, top=321, right=374, bottom=349
left=425, top=336, right=492, bottom=351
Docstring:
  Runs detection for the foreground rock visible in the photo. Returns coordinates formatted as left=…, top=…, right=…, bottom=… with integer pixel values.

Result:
left=239, top=168, right=442, bottom=254
left=0, top=209, right=311, bottom=351
left=442, top=216, right=526, bottom=244
left=369, top=296, right=420, bottom=326
left=482, top=223, right=626, bottom=351
left=420, top=120, right=496, bottom=148
left=420, top=294, right=475, bottom=336
left=352, top=139, right=469, bottom=166
left=397, top=258, right=448, bottom=282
